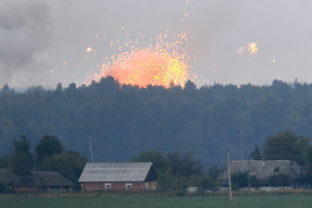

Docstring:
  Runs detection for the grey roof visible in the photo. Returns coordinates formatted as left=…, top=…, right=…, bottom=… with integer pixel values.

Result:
left=79, top=162, right=153, bottom=182
left=15, top=171, right=74, bottom=187
left=218, top=160, right=301, bottom=181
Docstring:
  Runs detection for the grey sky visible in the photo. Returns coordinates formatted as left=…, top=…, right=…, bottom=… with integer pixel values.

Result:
left=1, top=0, right=312, bottom=88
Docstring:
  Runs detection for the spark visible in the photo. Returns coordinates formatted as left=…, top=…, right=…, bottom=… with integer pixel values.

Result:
left=86, top=47, right=93, bottom=53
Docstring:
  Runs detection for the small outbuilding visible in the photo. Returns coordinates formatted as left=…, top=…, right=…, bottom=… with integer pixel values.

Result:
left=79, top=162, right=157, bottom=192
left=14, top=171, right=74, bottom=193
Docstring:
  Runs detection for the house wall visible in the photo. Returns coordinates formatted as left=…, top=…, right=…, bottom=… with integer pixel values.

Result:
left=14, top=186, right=73, bottom=194
left=81, top=181, right=158, bottom=192
left=14, top=187, right=38, bottom=193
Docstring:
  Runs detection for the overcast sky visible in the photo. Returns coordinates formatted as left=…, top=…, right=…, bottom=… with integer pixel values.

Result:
left=1, top=0, right=312, bottom=88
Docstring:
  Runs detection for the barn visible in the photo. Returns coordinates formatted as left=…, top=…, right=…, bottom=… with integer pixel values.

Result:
left=79, top=162, right=158, bottom=192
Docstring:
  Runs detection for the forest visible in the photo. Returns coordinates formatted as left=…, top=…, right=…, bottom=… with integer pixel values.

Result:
left=1, top=77, right=312, bottom=166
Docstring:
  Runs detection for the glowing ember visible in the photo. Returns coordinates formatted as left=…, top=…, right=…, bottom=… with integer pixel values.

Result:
left=248, top=43, right=258, bottom=54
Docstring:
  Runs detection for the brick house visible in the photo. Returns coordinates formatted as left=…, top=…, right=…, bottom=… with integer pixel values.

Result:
left=79, top=162, right=158, bottom=192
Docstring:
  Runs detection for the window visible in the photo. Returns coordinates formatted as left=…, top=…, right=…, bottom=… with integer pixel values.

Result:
left=274, top=167, right=280, bottom=173
left=152, top=182, right=156, bottom=190
left=105, top=183, right=111, bottom=191
left=125, top=183, right=132, bottom=191
left=145, top=183, right=149, bottom=190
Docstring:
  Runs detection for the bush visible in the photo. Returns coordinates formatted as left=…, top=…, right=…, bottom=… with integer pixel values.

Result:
left=232, top=172, right=249, bottom=188
left=267, top=174, right=291, bottom=186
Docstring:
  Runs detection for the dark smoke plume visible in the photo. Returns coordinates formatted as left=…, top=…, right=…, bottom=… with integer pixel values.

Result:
left=0, top=1, right=51, bottom=84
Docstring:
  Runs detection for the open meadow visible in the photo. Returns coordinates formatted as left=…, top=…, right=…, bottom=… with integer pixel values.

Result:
left=1, top=194, right=312, bottom=208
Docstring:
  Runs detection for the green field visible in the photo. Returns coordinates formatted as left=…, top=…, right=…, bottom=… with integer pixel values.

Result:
left=0, top=194, right=312, bottom=208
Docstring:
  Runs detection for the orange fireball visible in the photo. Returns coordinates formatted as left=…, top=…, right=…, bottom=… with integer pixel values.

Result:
left=103, top=49, right=188, bottom=88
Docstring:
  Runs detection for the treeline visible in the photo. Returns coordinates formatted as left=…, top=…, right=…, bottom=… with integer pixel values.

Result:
left=0, top=135, right=87, bottom=186
left=2, top=77, right=312, bottom=165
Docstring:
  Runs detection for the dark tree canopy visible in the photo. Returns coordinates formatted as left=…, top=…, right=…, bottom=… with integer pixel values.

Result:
left=262, top=131, right=310, bottom=165
left=250, top=145, right=262, bottom=160
left=132, top=151, right=170, bottom=172
left=35, top=135, right=64, bottom=161
left=40, top=151, right=87, bottom=184
left=2, top=78, right=312, bottom=166
left=12, top=135, right=33, bottom=177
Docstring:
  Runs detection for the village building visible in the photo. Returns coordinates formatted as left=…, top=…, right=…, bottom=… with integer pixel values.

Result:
left=218, top=160, right=301, bottom=189
left=14, top=171, right=74, bottom=193
left=0, top=168, right=20, bottom=192
left=79, top=162, right=157, bottom=192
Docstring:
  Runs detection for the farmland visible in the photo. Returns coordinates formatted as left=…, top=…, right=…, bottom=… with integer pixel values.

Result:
left=0, top=194, right=312, bottom=208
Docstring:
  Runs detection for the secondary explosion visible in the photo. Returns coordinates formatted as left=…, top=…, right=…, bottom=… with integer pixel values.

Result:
left=248, top=42, right=258, bottom=54
left=96, top=31, right=192, bottom=88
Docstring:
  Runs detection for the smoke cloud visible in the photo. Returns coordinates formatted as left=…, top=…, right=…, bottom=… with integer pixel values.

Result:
left=0, top=1, right=51, bottom=84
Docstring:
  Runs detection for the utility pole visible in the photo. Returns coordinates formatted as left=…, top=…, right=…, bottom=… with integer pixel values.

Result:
left=88, top=137, right=94, bottom=162
left=227, top=148, right=232, bottom=201
left=248, top=155, right=251, bottom=192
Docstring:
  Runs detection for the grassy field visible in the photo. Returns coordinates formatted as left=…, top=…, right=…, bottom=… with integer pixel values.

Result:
left=0, top=194, right=312, bottom=208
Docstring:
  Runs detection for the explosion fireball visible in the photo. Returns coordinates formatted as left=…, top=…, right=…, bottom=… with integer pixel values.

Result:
left=97, top=31, right=192, bottom=88
left=103, top=49, right=187, bottom=88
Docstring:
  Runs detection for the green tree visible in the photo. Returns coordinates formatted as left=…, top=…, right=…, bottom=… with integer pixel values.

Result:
left=199, top=176, right=216, bottom=195
left=0, top=156, right=11, bottom=168
left=35, top=135, right=64, bottom=162
left=132, top=151, right=172, bottom=190
left=231, top=172, right=249, bottom=189
left=250, top=145, right=262, bottom=160
left=132, top=151, right=170, bottom=172
left=167, top=152, right=203, bottom=178
left=40, top=151, right=87, bottom=184
left=267, top=174, right=291, bottom=186
left=12, top=135, right=33, bottom=177
left=263, top=131, right=310, bottom=165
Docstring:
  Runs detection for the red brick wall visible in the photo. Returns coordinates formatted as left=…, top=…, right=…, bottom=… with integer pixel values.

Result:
left=81, top=181, right=158, bottom=192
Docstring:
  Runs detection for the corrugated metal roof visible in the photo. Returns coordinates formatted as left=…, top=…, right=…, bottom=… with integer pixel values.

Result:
left=78, top=162, right=153, bottom=182
left=218, top=160, right=301, bottom=181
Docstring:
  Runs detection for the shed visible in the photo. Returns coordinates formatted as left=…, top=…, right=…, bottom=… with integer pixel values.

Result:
left=14, top=171, right=74, bottom=193
left=79, top=162, right=157, bottom=192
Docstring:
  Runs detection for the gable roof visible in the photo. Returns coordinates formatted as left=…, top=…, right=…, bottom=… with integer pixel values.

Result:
left=15, top=171, right=74, bottom=187
left=218, top=160, right=301, bottom=181
left=78, top=162, right=153, bottom=182
left=0, top=169, right=20, bottom=184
